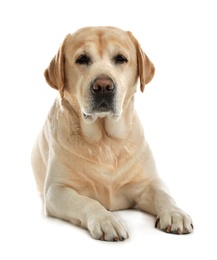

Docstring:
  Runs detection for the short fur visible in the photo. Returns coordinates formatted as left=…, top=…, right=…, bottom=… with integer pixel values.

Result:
left=32, top=26, right=193, bottom=241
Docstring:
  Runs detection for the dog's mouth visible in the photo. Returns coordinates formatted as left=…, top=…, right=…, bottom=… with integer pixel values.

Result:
left=82, top=112, right=120, bottom=122
left=82, top=102, right=120, bottom=122
left=95, top=101, right=110, bottom=112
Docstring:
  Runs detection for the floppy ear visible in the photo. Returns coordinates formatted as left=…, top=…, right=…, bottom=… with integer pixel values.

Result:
left=127, top=32, right=155, bottom=92
left=44, top=36, right=69, bottom=98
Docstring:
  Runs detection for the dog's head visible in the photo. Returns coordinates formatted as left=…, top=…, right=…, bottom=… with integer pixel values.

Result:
left=44, top=27, right=155, bottom=123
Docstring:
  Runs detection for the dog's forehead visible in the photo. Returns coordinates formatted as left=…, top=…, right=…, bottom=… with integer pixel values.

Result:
left=65, top=27, right=135, bottom=55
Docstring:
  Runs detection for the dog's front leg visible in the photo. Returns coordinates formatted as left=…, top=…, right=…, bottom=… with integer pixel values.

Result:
left=44, top=170, right=128, bottom=241
left=136, top=179, right=194, bottom=234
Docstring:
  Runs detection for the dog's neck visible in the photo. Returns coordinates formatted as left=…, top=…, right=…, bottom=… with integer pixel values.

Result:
left=81, top=96, right=137, bottom=142
left=60, top=96, right=137, bottom=143
left=80, top=115, right=129, bottom=142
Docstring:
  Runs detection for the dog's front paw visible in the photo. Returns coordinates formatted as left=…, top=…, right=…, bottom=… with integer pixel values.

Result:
left=155, top=208, right=194, bottom=234
left=87, top=211, right=128, bottom=241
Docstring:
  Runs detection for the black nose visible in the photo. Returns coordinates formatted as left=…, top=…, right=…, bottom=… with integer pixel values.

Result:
left=92, top=78, right=115, bottom=94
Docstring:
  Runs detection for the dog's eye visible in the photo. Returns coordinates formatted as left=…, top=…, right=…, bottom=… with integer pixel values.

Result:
left=76, top=55, right=90, bottom=65
left=114, top=54, right=128, bottom=64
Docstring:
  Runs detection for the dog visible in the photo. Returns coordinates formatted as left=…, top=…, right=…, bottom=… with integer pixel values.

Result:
left=31, top=26, right=193, bottom=241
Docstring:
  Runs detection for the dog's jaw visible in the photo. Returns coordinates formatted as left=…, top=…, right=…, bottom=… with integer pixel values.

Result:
left=82, top=111, right=121, bottom=123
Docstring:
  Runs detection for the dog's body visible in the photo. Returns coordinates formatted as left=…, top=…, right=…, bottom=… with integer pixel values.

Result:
left=32, top=26, right=193, bottom=241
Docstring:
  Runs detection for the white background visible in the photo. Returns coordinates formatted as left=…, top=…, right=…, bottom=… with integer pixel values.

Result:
left=1, top=0, right=217, bottom=259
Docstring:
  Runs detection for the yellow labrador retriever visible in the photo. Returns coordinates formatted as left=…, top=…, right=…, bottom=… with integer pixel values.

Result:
left=31, top=26, right=193, bottom=241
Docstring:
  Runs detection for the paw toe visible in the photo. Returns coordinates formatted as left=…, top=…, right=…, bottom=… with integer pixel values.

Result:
left=155, top=210, right=193, bottom=235
left=89, top=213, right=128, bottom=241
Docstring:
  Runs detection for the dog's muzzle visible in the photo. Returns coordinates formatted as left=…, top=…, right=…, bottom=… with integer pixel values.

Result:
left=83, top=77, right=118, bottom=122
left=91, top=77, right=116, bottom=112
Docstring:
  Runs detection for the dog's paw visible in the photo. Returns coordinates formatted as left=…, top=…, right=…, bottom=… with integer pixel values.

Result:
left=87, top=212, right=128, bottom=241
left=155, top=208, right=194, bottom=234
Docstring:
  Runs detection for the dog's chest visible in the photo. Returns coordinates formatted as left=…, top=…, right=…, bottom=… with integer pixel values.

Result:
left=88, top=144, right=123, bottom=168
left=74, top=146, right=139, bottom=211
left=82, top=176, right=134, bottom=211
left=84, top=137, right=138, bottom=170
left=96, top=186, right=133, bottom=211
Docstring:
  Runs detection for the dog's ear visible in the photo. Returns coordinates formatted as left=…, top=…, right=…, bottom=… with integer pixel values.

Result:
left=127, top=32, right=155, bottom=92
left=44, top=35, right=69, bottom=98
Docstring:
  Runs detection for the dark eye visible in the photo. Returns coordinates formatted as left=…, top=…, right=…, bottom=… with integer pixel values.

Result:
left=76, top=55, right=90, bottom=65
left=114, top=54, right=128, bottom=64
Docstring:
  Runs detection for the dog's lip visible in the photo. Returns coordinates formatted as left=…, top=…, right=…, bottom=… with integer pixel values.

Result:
left=95, top=101, right=110, bottom=112
left=83, top=101, right=112, bottom=117
left=82, top=102, right=120, bottom=121
left=83, top=113, right=90, bottom=119
left=83, top=111, right=121, bottom=122
left=82, top=110, right=110, bottom=119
